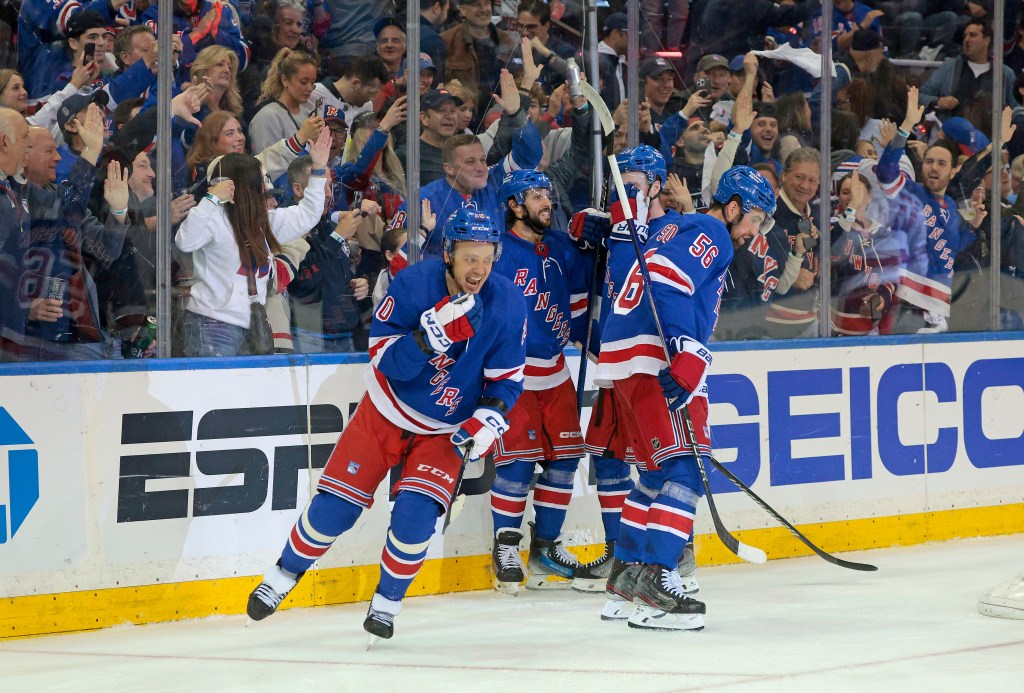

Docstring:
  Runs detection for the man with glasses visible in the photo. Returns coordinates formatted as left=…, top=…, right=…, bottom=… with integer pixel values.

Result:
left=517, top=0, right=577, bottom=93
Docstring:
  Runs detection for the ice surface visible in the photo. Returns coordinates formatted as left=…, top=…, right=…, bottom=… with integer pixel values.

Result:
left=3, top=535, right=1023, bottom=692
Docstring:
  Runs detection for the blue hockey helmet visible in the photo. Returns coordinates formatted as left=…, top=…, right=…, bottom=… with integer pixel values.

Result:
left=498, top=169, right=552, bottom=210
left=713, top=165, right=777, bottom=220
left=443, top=205, right=503, bottom=260
left=614, top=145, right=667, bottom=185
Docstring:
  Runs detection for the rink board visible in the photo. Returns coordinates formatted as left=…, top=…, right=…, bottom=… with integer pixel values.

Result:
left=1, top=334, right=1024, bottom=638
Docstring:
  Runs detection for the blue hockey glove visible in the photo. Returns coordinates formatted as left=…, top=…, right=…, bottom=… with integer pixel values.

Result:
left=451, top=406, right=509, bottom=462
left=419, top=292, right=483, bottom=353
left=658, top=339, right=713, bottom=411
left=569, top=208, right=612, bottom=250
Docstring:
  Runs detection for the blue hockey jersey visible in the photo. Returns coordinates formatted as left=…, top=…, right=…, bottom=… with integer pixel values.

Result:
left=366, top=258, right=527, bottom=435
left=140, top=0, right=251, bottom=81
left=595, top=213, right=734, bottom=385
left=492, top=228, right=588, bottom=390
left=877, top=132, right=970, bottom=316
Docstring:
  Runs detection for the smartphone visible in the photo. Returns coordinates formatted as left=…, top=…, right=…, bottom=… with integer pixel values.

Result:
left=83, top=42, right=96, bottom=64
left=797, top=218, right=818, bottom=251
left=694, top=76, right=711, bottom=93
left=314, top=97, right=324, bottom=117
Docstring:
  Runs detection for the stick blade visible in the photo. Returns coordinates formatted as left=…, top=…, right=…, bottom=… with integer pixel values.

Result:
left=737, top=543, right=767, bottom=564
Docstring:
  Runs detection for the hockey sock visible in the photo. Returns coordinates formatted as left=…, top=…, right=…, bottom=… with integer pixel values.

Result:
left=593, top=456, right=633, bottom=543
left=280, top=491, right=363, bottom=575
left=533, top=458, right=580, bottom=541
left=643, top=456, right=702, bottom=568
left=617, top=469, right=665, bottom=564
left=491, top=459, right=535, bottom=532
left=377, top=491, right=440, bottom=602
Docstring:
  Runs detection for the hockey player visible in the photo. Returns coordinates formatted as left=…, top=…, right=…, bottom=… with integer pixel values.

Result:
left=246, top=207, right=527, bottom=641
left=595, top=165, right=776, bottom=631
left=487, top=168, right=591, bottom=593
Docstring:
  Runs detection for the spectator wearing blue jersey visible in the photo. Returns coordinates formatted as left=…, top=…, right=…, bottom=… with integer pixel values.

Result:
left=392, top=70, right=543, bottom=256
left=807, top=0, right=884, bottom=54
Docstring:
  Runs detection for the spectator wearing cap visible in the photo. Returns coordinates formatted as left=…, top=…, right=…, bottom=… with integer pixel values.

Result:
left=311, top=53, right=390, bottom=125
left=17, top=0, right=122, bottom=101
left=373, top=53, right=437, bottom=112
left=396, top=88, right=461, bottom=185
left=919, top=19, right=1017, bottom=122
left=688, top=0, right=815, bottom=78
left=518, top=0, right=577, bottom=94
left=442, top=0, right=517, bottom=115
left=694, top=53, right=731, bottom=103
left=323, top=106, right=348, bottom=167
left=597, top=11, right=628, bottom=112
left=374, top=17, right=407, bottom=78
left=54, top=90, right=110, bottom=184
left=419, top=0, right=451, bottom=78
left=941, top=117, right=990, bottom=159
left=837, top=29, right=908, bottom=123
left=640, top=57, right=683, bottom=126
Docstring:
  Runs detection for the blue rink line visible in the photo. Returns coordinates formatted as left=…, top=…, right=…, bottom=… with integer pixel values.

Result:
left=1, top=329, right=1023, bottom=377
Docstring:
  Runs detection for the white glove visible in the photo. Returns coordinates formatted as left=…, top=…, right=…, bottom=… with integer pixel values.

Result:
left=419, top=293, right=482, bottom=353
left=450, top=407, right=508, bottom=462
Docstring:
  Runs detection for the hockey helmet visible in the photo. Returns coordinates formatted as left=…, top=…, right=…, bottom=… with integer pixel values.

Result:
left=713, top=165, right=777, bottom=224
left=498, top=169, right=552, bottom=210
left=443, top=205, right=503, bottom=260
left=614, top=145, right=667, bottom=185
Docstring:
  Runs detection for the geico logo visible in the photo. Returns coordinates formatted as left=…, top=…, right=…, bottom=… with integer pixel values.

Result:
left=559, top=432, right=582, bottom=439
left=707, top=358, right=1024, bottom=495
left=116, top=405, right=344, bottom=522
left=416, top=464, right=456, bottom=484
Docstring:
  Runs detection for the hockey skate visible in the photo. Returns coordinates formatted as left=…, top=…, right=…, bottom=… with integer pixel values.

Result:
left=492, top=528, right=526, bottom=595
left=363, top=592, right=402, bottom=646
left=677, top=543, right=699, bottom=594
left=246, top=563, right=302, bottom=622
left=629, top=564, right=706, bottom=631
left=525, top=522, right=577, bottom=590
left=572, top=540, right=615, bottom=593
left=978, top=572, right=1024, bottom=620
left=601, top=558, right=641, bottom=621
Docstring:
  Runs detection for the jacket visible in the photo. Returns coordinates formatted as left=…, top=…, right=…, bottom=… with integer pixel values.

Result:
left=441, top=23, right=516, bottom=104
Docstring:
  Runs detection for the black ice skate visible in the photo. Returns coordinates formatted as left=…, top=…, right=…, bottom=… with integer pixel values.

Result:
left=363, top=592, right=402, bottom=646
left=246, top=563, right=302, bottom=622
left=492, top=528, right=526, bottom=595
left=572, top=540, right=615, bottom=593
left=601, top=558, right=641, bottom=621
left=525, top=522, right=577, bottom=590
left=629, top=564, right=706, bottom=632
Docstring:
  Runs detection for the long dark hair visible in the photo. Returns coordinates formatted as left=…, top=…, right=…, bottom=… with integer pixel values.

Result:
left=213, top=153, right=282, bottom=268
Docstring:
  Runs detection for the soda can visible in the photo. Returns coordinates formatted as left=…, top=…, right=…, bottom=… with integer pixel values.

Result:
left=46, top=277, right=67, bottom=301
left=127, top=316, right=158, bottom=359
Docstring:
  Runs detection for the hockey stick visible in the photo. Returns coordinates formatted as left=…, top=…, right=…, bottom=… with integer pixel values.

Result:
left=575, top=247, right=606, bottom=415
left=606, top=156, right=766, bottom=566
left=443, top=445, right=475, bottom=532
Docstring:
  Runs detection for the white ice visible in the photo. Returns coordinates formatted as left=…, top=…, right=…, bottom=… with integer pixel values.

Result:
left=3, top=534, right=1024, bottom=692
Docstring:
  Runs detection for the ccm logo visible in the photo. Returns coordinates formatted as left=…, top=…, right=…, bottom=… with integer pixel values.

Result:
left=416, top=464, right=456, bottom=484
left=559, top=432, right=582, bottom=439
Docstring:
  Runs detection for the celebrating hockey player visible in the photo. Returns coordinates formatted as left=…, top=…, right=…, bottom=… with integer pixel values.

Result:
left=595, top=165, right=776, bottom=631
left=246, top=207, right=527, bottom=641
left=486, top=169, right=592, bottom=593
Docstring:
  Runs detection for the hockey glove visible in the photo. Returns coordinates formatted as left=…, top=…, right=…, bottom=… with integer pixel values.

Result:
left=450, top=406, right=509, bottom=462
left=609, top=183, right=651, bottom=243
left=569, top=208, right=612, bottom=251
left=419, top=293, right=483, bottom=353
left=657, top=338, right=713, bottom=411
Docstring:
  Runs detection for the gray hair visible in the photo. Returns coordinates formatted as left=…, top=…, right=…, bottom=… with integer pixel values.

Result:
left=783, top=146, right=820, bottom=173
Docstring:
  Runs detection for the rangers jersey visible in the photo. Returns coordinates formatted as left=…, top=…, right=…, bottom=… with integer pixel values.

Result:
left=595, top=213, right=734, bottom=385
left=367, top=258, right=527, bottom=435
left=492, top=228, right=588, bottom=390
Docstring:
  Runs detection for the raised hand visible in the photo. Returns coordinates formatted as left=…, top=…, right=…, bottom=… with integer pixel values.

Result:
left=902, top=86, right=924, bottom=132
left=104, top=161, right=130, bottom=216
left=76, top=103, right=106, bottom=165
left=421, top=198, right=437, bottom=232
left=731, top=90, right=755, bottom=134
left=848, top=169, right=868, bottom=211
left=877, top=119, right=897, bottom=148
left=519, top=37, right=543, bottom=89
left=380, top=95, right=408, bottom=132
left=171, top=84, right=207, bottom=126
left=491, top=69, right=521, bottom=115
left=682, top=89, right=713, bottom=118
left=208, top=178, right=235, bottom=203
left=309, top=126, right=332, bottom=168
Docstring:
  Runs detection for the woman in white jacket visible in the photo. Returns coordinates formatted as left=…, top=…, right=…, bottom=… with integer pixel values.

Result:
left=175, top=127, right=332, bottom=356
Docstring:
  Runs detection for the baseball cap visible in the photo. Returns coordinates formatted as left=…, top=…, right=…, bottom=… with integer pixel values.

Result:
left=729, top=55, right=746, bottom=73
left=942, top=117, right=990, bottom=156
left=850, top=29, right=883, bottom=52
left=57, top=90, right=110, bottom=132
left=602, top=12, right=628, bottom=33
left=639, top=57, right=674, bottom=79
left=373, top=16, right=405, bottom=38
left=422, top=88, right=463, bottom=110
left=65, top=9, right=108, bottom=40
left=696, top=54, right=729, bottom=73
left=752, top=101, right=777, bottom=121
left=401, top=53, right=436, bottom=74
left=323, top=105, right=346, bottom=125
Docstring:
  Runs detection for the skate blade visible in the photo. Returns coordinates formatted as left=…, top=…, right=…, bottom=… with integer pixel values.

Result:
left=367, top=635, right=380, bottom=650
left=493, top=578, right=521, bottom=596
left=600, top=599, right=633, bottom=621
left=978, top=600, right=1024, bottom=619
left=524, top=573, right=573, bottom=590
left=627, top=605, right=704, bottom=632
left=571, top=577, right=606, bottom=593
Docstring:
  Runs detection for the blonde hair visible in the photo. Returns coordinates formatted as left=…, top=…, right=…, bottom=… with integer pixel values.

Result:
left=190, top=46, right=243, bottom=117
left=259, top=48, right=318, bottom=103
left=0, top=69, right=21, bottom=96
left=347, top=120, right=407, bottom=197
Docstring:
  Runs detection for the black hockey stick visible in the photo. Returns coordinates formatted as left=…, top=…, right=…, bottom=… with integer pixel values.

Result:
left=701, top=454, right=878, bottom=571
left=443, top=445, right=475, bottom=532
left=607, top=156, right=766, bottom=566
left=575, top=244, right=607, bottom=415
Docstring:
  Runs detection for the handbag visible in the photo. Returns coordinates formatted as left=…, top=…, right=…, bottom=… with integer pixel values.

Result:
left=241, top=264, right=274, bottom=355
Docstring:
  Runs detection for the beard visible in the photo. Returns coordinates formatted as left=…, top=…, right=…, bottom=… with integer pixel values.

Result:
left=523, top=207, right=552, bottom=235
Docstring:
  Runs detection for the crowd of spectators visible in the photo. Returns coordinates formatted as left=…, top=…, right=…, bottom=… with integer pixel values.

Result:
left=0, top=0, right=1022, bottom=363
